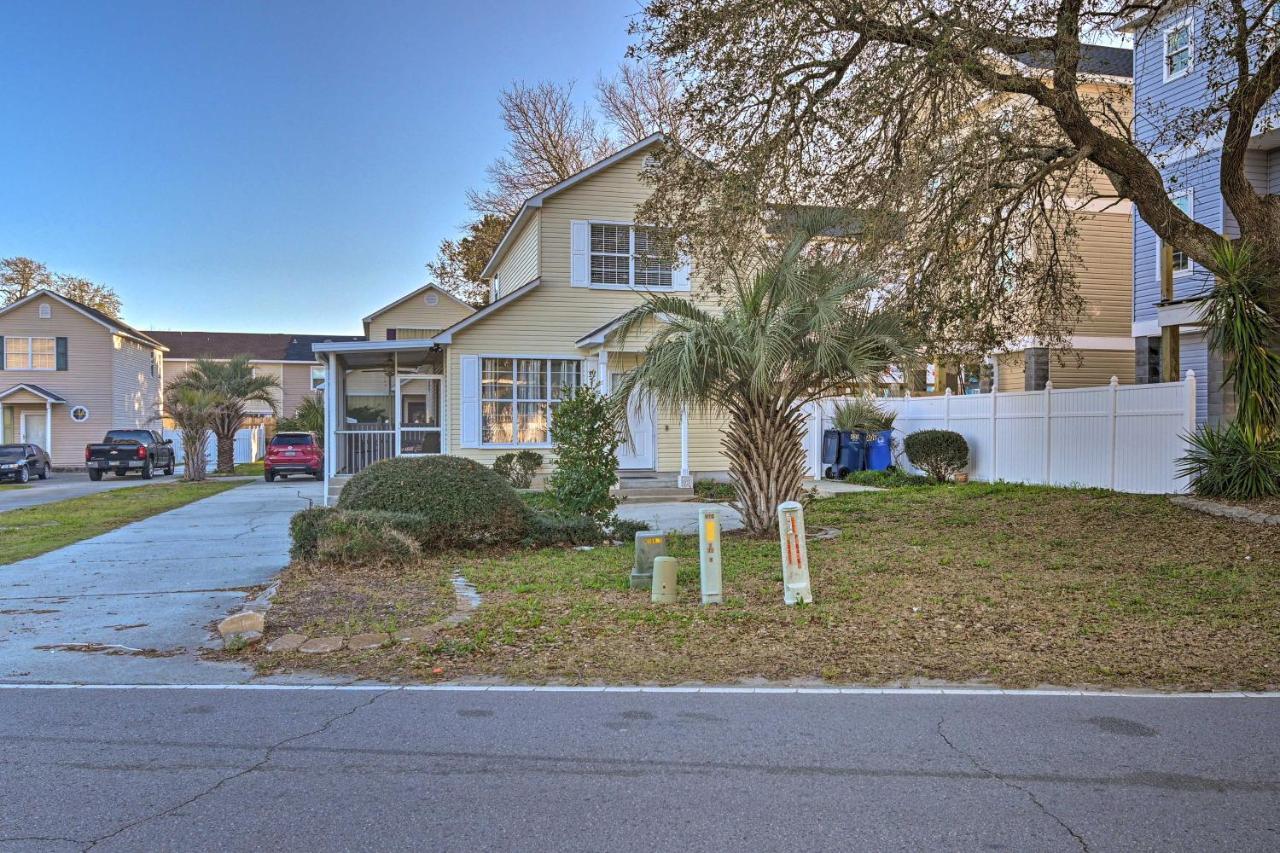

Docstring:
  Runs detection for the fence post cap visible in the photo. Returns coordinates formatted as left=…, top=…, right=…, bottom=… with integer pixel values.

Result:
left=944, top=388, right=953, bottom=396
left=1044, top=380, right=1054, bottom=390
left=1185, top=369, right=1195, bottom=380
left=1109, top=375, right=1119, bottom=386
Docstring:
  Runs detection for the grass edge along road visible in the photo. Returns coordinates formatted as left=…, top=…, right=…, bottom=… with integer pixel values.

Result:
left=0, top=480, right=244, bottom=565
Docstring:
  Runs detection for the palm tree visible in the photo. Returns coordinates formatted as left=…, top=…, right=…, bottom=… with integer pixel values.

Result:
left=614, top=215, right=912, bottom=535
left=160, top=384, right=222, bottom=481
left=177, top=356, right=280, bottom=474
left=279, top=396, right=325, bottom=445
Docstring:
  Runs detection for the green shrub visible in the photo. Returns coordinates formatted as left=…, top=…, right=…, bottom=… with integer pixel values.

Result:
left=844, top=468, right=931, bottom=488
left=1179, top=423, right=1280, bottom=499
left=337, top=455, right=529, bottom=546
left=524, top=512, right=607, bottom=547
left=547, top=385, right=621, bottom=522
left=832, top=397, right=897, bottom=433
left=693, top=478, right=737, bottom=501
left=493, top=450, right=543, bottom=489
left=607, top=516, right=651, bottom=542
left=904, top=430, right=969, bottom=483
left=289, top=507, right=422, bottom=563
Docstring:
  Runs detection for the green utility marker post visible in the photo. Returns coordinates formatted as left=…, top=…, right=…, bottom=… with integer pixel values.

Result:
left=631, top=531, right=668, bottom=589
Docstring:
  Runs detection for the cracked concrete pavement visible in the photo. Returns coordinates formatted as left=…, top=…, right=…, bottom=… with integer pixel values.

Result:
left=2, top=687, right=1277, bottom=851
left=0, top=480, right=321, bottom=684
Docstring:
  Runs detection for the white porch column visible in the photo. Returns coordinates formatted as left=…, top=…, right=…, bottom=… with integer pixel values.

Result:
left=597, top=349, right=610, bottom=392
left=678, top=404, right=692, bottom=489
left=323, top=353, right=336, bottom=505
left=393, top=351, right=402, bottom=456
left=45, top=400, right=52, bottom=457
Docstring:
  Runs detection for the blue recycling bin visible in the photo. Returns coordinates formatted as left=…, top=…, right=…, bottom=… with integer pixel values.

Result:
left=837, top=439, right=865, bottom=478
left=866, top=429, right=894, bottom=471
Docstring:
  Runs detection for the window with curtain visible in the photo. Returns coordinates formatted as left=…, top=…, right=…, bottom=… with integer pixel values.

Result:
left=481, top=357, right=580, bottom=445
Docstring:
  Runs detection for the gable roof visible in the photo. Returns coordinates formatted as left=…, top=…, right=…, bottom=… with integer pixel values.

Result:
left=0, top=289, right=167, bottom=350
left=1011, top=44, right=1133, bottom=79
left=148, top=330, right=365, bottom=362
left=0, top=383, right=68, bottom=403
left=360, top=283, right=475, bottom=336
left=433, top=277, right=542, bottom=344
left=479, top=133, right=665, bottom=280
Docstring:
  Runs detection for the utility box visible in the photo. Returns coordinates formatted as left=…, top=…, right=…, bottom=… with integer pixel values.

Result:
left=631, top=531, right=668, bottom=589
left=651, top=556, right=678, bottom=604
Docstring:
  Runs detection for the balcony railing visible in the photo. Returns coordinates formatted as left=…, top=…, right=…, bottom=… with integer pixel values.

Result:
left=334, top=428, right=394, bottom=475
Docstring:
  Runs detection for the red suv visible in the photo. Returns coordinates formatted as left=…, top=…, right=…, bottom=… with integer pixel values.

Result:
left=264, top=432, right=323, bottom=482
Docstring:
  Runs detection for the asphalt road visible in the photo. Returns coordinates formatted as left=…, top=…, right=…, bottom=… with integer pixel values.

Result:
left=2, top=686, right=1276, bottom=851
left=0, top=470, right=185, bottom=512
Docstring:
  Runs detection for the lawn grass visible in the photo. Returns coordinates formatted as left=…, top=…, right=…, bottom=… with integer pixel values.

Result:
left=249, top=483, right=1280, bottom=690
left=0, top=480, right=244, bottom=564
left=210, top=461, right=264, bottom=477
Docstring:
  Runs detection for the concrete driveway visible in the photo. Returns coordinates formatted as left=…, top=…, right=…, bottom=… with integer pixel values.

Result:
left=616, top=500, right=744, bottom=535
left=0, top=469, right=186, bottom=512
left=0, top=479, right=320, bottom=684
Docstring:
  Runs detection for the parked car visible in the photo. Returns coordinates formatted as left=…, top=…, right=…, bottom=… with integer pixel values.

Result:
left=264, top=432, right=323, bottom=482
left=84, top=430, right=176, bottom=481
left=0, top=444, right=51, bottom=483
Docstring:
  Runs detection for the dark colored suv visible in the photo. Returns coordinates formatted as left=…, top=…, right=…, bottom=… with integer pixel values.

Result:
left=264, top=432, right=323, bottom=481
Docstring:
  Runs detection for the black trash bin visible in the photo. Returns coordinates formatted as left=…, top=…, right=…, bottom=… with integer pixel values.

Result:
left=821, top=429, right=842, bottom=479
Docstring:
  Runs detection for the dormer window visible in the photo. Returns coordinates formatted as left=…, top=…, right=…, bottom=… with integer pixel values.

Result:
left=1163, top=19, right=1193, bottom=81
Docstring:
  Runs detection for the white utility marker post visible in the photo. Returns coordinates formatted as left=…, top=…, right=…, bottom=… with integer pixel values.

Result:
left=698, top=507, right=723, bottom=605
left=777, top=501, right=813, bottom=605
left=651, top=556, right=677, bottom=605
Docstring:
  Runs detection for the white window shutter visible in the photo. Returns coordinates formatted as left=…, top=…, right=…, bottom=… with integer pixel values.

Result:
left=570, top=220, right=589, bottom=287
left=671, top=256, right=691, bottom=292
left=460, top=355, right=481, bottom=448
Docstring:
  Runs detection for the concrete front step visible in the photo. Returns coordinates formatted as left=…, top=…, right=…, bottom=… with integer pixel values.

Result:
left=616, top=487, right=696, bottom=503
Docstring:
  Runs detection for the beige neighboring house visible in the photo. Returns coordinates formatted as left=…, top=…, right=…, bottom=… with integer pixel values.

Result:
left=0, top=289, right=166, bottom=466
left=148, top=331, right=364, bottom=426
left=314, top=134, right=733, bottom=500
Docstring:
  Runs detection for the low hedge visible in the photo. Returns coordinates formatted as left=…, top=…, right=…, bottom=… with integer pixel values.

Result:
left=289, top=507, right=422, bottom=563
left=524, top=512, right=608, bottom=547
left=337, top=455, right=529, bottom=547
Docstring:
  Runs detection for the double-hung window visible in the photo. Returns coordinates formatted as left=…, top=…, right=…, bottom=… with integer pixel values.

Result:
left=590, top=224, right=672, bottom=288
left=311, top=366, right=326, bottom=390
left=1164, top=20, right=1193, bottom=81
left=4, top=337, right=55, bottom=370
left=1164, top=191, right=1192, bottom=277
left=481, top=357, right=580, bottom=445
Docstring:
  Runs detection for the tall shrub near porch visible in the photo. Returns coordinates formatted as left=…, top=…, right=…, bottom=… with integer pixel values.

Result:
left=547, top=384, right=622, bottom=523
left=614, top=213, right=911, bottom=535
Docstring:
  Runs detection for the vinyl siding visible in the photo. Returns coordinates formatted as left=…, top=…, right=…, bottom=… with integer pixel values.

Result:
left=493, top=215, right=540, bottom=299
left=1072, top=210, right=1133, bottom=336
left=280, top=362, right=321, bottom=420
left=0, top=298, right=157, bottom=466
left=110, top=334, right=163, bottom=431
left=444, top=147, right=728, bottom=473
left=997, top=348, right=1134, bottom=392
left=367, top=293, right=474, bottom=341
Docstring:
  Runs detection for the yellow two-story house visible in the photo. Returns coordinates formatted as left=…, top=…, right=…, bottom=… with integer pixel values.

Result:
left=314, top=134, right=731, bottom=499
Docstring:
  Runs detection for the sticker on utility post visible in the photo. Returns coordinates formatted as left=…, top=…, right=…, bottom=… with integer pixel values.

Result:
left=777, top=501, right=813, bottom=605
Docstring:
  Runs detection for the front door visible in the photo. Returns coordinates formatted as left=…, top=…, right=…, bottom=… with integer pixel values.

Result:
left=21, top=412, right=47, bottom=452
left=612, top=373, right=655, bottom=470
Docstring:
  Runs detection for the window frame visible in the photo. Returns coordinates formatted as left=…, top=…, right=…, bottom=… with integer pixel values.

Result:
left=310, top=365, right=326, bottom=390
left=479, top=355, right=581, bottom=448
left=1162, top=17, right=1194, bottom=83
left=4, top=336, right=56, bottom=371
left=587, top=221, right=674, bottom=291
left=1161, top=189, right=1194, bottom=279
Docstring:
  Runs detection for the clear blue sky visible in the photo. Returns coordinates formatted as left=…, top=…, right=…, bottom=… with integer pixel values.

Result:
left=1, top=0, right=639, bottom=334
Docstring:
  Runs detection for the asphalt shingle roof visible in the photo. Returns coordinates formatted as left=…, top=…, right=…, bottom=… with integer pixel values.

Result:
left=1013, top=44, right=1133, bottom=79
left=147, top=330, right=365, bottom=362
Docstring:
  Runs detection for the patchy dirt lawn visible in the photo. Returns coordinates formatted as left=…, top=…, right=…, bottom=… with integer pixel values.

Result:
left=244, top=483, right=1280, bottom=690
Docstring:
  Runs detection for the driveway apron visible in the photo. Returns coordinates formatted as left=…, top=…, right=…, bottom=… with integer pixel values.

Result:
left=0, top=479, right=320, bottom=684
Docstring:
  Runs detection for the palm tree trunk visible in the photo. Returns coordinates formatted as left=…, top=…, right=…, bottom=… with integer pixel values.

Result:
left=724, top=400, right=809, bottom=536
left=183, top=429, right=207, bottom=481
left=215, top=431, right=235, bottom=474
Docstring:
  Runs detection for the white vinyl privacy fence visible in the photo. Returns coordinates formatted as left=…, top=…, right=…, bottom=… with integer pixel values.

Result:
left=162, top=426, right=264, bottom=469
left=807, top=372, right=1198, bottom=494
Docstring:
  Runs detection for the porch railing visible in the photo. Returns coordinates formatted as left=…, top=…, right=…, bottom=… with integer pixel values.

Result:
left=334, top=429, right=394, bottom=475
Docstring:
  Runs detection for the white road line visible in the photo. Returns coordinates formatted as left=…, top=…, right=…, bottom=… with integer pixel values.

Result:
left=0, top=683, right=1275, bottom=698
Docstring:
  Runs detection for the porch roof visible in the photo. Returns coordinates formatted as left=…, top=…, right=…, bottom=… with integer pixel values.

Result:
left=0, top=383, right=67, bottom=404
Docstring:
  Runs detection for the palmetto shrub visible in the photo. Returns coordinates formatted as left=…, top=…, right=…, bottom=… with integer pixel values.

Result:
left=832, top=397, right=896, bottom=433
left=1179, top=424, right=1280, bottom=500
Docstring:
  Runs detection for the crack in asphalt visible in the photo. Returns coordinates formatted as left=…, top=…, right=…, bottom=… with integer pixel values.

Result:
left=936, top=716, right=1089, bottom=852
left=79, top=689, right=394, bottom=851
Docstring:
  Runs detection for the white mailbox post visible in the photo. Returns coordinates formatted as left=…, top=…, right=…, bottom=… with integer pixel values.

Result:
left=777, top=500, right=813, bottom=605
left=698, top=508, right=723, bottom=605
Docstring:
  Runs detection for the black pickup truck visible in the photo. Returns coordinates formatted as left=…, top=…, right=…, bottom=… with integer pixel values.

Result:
left=85, top=430, right=177, bottom=481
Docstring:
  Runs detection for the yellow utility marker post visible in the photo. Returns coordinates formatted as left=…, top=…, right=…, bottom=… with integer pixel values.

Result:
left=698, top=508, right=723, bottom=605
left=777, top=501, right=813, bottom=605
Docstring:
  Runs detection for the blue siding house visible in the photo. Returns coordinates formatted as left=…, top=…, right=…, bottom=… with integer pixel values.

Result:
left=1126, top=2, right=1280, bottom=425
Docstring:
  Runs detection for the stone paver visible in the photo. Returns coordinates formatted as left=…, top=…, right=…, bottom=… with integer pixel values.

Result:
left=265, top=633, right=307, bottom=653
left=347, top=633, right=390, bottom=651
left=217, top=611, right=265, bottom=637
left=298, top=636, right=344, bottom=654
